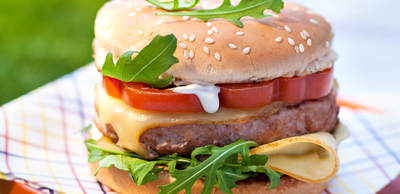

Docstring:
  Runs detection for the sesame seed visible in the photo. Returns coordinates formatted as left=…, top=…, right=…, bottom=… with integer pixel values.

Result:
left=205, top=38, right=215, bottom=44
left=306, top=10, right=314, bottom=15
left=310, top=19, right=319, bottom=25
left=184, top=50, right=189, bottom=59
left=103, top=23, right=111, bottom=29
left=314, top=61, right=320, bottom=69
left=243, top=47, right=251, bottom=54
left=236, top=31, right=245, bottom=36
left=288, top=38, right=295, bottom=46
left=183, top=16, right=190, bottom=20
left=136, top=7, right=142, bottom=11
left=215, top=52, right=221, bottom=61
left=129, top=12, right=137, bottom=17
left=179, top=43, right=187, bottom=49
left=189, top=35, right=196, bottom=42
left=137, top=30, right=143, bottom=36
left=285, top=25, right=291, bottom=33
left=250, top=76, right=258, bottom=81
left=189, top=50, right=194, bottom=59
left=272, top=14, right=280, bottom=18
left=300, top=32, right=307, bottom=40
left=307, top=39, right=312, bottom=46
left=294, top=46, right=299, bottom=53
left=303, top=30, right=309, bottom=37
left=229, top=43, right=237, bottom=49
left=212, top=26, right=218, bottom=33
left=275, top=37, right=282, bottom=42
left=183, top=33, right=189, bottom=40
left=208, top=29, right=214, bottom=35
left=299, top=44, right=305, bottom=53
left=193, top=18, right=202, bottom=21
left=126, top=4, right=132, bottom=9
left=206, top=22, right=212, bottom=28
left=292, top=6, right=298, bottom=11
left=325, top=41, right=330, bottom=48
left=203, top=46, right=210, bottom=54
left=156, top=20, right=164, bottom=26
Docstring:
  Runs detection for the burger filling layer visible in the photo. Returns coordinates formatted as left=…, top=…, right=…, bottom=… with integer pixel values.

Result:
left=95, top=85, right=339, bottom=159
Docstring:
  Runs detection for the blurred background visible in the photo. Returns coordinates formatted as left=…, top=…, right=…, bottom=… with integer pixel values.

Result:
left=0, top=0, right=399, bottom=111
left=0, top=0, right=107, bottom=105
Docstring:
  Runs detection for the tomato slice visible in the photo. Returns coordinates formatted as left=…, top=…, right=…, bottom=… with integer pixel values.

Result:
left=102, top=68, right=333, bottom=112
left=219, top=68, right=333, bottom=108
left=122, top=82, right=205, bottom=112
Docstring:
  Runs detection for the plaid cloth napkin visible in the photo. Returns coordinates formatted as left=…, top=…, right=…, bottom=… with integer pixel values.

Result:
left=0, top=63, right=399, bottom=194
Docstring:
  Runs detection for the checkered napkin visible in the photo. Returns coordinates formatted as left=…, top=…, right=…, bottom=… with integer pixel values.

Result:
left=0, top=63, right=399, bottom=194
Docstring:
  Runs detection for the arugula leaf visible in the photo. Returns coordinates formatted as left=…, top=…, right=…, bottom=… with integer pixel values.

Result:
left=257, top=166, right=282, bottom=190
left=249, top=154, right=268, bottom=166
left=156, top=0, right=284, bottom=27
left=85, top=138, right=283, bottom=193
left=76, top=124, right=92, bottom=135
left=158, top=140, right=257, bottom=194
left=147, top=0, right=199, bottom=10
left=216, top=166, right=250, bottom=194
left=88, top=149, right=108, bottom=163
left=129, top=159, right=168, bottom=186
left=102, top=34, right=179, bottom=88
left=84, top=139, right=142, bottom=158
left=95, top=155, right=132, bottom=175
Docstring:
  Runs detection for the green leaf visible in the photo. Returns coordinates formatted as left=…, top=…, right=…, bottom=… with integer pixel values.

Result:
left=95, top=155, right=132, bottom=175
left=247, top=165, right=258, bottom=172
left=85, top=138, right=283, bottom=193
left=129, top=159, right=168, bottom=185
left=84, top=139, right=142, bottom=158
left=76, top=124, right=92, bottom=135
left=158, top=140, right=257, bottom=194
left=257, top=166, right=282, bottom=190
left=85, top=139, right=108, bottom=163
left=216, top=166, right=250, bottom=194
left=94, top=154, right=168, bottom=186
left=156, top=0, right=284, bottom=27
left=102, top=34, right=179, bottom=88
left=225, top=153, right=239, bottom=164
left=88, top=149, right=108, bottom=163
left=249, top=154, right=268, bottom=166
left=146, top=0, right=199, bottom=10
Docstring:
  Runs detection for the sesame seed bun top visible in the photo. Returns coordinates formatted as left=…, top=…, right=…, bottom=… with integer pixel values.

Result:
left=93, top=0, right=336, bottom=85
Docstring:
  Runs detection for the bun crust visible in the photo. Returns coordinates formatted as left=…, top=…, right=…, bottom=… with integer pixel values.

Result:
left=89, top=162, right=329, bottom=194
left=94, top=0, right=335, bottom=84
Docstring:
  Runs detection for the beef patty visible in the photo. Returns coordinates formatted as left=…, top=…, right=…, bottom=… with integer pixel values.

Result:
left=95, top=91, right=339, bottom=160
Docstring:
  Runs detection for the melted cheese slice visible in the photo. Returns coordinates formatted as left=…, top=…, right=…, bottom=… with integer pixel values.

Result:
left=250, top=123, right=349, bottom=183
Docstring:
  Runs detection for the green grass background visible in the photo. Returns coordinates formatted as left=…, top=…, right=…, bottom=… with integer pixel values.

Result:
left=0, top=0, right=108, bottom=105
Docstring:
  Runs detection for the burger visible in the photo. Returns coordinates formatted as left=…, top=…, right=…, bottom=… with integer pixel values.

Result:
left=86, top=0, right=349, bottom=193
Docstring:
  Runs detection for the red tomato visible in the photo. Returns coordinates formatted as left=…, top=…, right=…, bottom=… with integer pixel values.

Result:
left=219, top=68, right=333, bottom=108
left=103, top=76, right=121, bottom=99
left=102, top=68, right=333, bottom=112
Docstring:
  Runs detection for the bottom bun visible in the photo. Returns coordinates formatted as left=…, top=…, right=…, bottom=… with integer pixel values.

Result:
left=89, top=162, right=329, bottom=194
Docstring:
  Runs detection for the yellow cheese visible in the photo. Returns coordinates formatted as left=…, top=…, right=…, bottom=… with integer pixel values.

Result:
left=250, top=123, right=349, bottom=183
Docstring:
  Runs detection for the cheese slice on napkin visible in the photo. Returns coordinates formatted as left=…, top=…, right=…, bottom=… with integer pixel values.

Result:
left=250, top=123, right=349, bottom=183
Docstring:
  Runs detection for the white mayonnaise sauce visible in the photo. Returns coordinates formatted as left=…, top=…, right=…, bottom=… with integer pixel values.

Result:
left=172, top=84, right=221, bottom=114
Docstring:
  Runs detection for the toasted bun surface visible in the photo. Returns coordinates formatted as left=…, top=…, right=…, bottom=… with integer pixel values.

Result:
left=89, top=162, right=329, bottom=194
left=94, top=0, right=335, bottom=85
